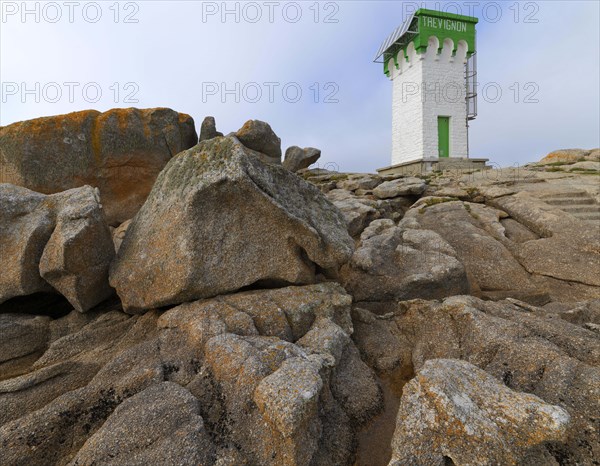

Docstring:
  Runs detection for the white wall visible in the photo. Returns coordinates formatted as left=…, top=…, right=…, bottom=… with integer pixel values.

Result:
left=390, top=42, right=424, bottom=165
left=389, top=37, right=469, bottom=165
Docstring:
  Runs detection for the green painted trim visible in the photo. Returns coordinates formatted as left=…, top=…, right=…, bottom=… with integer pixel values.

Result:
left=415, top=12, right=477, bottom=55
left=381, top=9, right=477, bottom=75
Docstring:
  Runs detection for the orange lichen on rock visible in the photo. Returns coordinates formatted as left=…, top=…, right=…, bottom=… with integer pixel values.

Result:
left=0, top=108, right=198, bottom=225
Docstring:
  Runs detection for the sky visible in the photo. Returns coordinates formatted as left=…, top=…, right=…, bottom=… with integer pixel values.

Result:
left=1, top=0, right=599, bottom=172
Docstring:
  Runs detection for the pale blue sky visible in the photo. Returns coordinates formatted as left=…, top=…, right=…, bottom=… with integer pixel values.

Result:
left=1, top=1, right=599, bottom=172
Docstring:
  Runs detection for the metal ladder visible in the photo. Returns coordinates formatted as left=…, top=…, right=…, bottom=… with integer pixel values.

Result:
left=465, top=52, right=478, bottom=157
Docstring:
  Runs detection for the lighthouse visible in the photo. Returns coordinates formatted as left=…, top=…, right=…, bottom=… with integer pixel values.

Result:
left=374, top=9, right=487, bottom=174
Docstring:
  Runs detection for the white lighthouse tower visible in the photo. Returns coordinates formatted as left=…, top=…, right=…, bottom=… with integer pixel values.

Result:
left=375, top=9, right=486, bottom=174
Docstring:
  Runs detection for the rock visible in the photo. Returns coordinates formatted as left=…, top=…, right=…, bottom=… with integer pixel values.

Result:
left=351, top=307, right=410, bottom=375
left=538, top=149, right=590, bottom=165
left=340, top=218, right=468, bottom=306
left=404, top=198, right=538, bottom=298
left=199, top=116, right=223, bottom=142
left=554, top=299, right=600, bottom=326
left=254, top=356, right=324, bottom=463
left=568, top=161, right=600, bottom=171
left=159, top=283, right=377, bottom=465
left=0, top=184, right=55, bottom=302
left=330, top=343, right=383, bottom=426
left=0, top=314, right=50, bottom=380
left=328, top=195, right=380, bottom=237
left=478, top=186, right=517, bottom=200
left=39, top=187, right=115, bottom=312
left=235, top=119, right=281, bottom=163
left=372, top=177, right=426, bottom=199
left=587, top=148, right=600, bottom=161
left=70, top=382, right=215, bottom=465
left=356, top=296, right=600, bottom=464
left=337, top=176, right=382, bottom=192
left=111, top=219, right=131, bottom=253
left=396, top=195, right=600, bottom=304
left=110, top=136, right=353, bottom=312
left=326, top=188, right=354, bottom=202
left=0, top=184, right=115, bottom=312
left=0, top=311, right=162, bottom=465
left=283, top=146, right=321, bottom=172
left=389, top=359, right=570, bottom=466
left=0, top=108, right=198, bottom=225
left=489, top=192, right=600, bottom=288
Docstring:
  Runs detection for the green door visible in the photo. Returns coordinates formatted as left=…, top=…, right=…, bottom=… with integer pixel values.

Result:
left=438, top=116, right=450, bottom=158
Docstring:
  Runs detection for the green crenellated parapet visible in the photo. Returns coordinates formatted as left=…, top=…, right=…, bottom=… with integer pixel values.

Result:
left=382, top=9, right=478, bottom=76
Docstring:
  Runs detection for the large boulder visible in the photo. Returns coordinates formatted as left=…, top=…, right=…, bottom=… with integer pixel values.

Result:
left=159, top=283, right=379, bottom=465
left=234, top=119, right=282, bottom=163
left=389, top=359, right=570, bottom=466
left=0, top=185, right=54, bottom=301
left=283, top=146, right=321, bottom=172
left=110, top=136, right=353, bottom=312
left=340, top=218, right=469, bottom=307
left=0, top=184, right=114, bottom=312
left=405, top=197, right=537, bottom=297
left=0, top=108, right=198, bottom=225
left=39, top=188, right=116, bottom=312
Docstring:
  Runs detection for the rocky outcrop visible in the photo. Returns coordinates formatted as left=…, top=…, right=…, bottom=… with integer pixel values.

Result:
left=70, top=382, right=216, bottom=465
left=283, top=146, right=321, bottom=172
left=198, top=116, right=223, bottom=142
left=538, top=148, right=595, bottom=165
left=341, top=218, right=468, bottom=309
left=0, top=108, right=198, bottom=225
left=0, top=310, right=162, bottom=465
left=300, top=171, right=423, bottom=237
left=489, top=192, right=600, bottom=288
left=0, top=184, right=114, bottom=312
left=235, top=119, right=282, bottom=164
left=354, top=296, right=600, bottom=464
left=396, top=194, right=600, bottom=304
left=390, top=359, right=570, bottom=466
left=3, top=123, right=600, bottom=466
left=110, top=136, right=353, bottom=312
left=0, top=284, right=382, bottom=466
